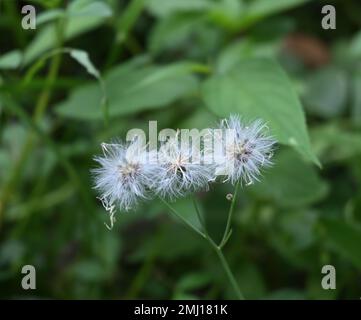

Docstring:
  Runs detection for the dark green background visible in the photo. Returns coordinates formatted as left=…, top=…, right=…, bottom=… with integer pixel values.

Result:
left=0, top=0, right=361, bottom=299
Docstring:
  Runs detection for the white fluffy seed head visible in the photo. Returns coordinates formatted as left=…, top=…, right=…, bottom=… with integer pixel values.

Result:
left=92, top=115, right=277, bottom=223
left=92, top=139, right=158, bottom=213
left=214, top=115, right=276, bottom=185
left=153, top=131, right=214, bottom=199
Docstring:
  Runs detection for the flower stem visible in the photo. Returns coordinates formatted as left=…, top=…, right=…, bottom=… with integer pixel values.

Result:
left=219, top=180, right=240, bottom=249
left=207, top=237, right=245, bottom=300
left=162, top=196, right=245, bottom=299
left=159, top=198, right=206, bottom=238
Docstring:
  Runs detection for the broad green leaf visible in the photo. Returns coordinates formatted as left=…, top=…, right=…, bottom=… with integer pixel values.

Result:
left=216, top=38, right=281, bottom=73
left=55, top=60, right=199, bottom=120
left=322, top=218, right=361, bottom=269
left=207, top=0, right=244, bottom=30
left=239, top=0, right=310, bottom=29
left=311, top=123, right=361, bottom=163
left=279, top=210, right=317, bottom=249
left=149, top=14, right=205, bottom=53
left=202, top=58, right=319, bottom=164
left=208, top=0, right=308, bottom=31
left=146, top=0, right=211, bottom=17
left=250, top=149, right=327, bottom=207
left=303, top=67, right=348, bottom=118
left=0, top=50, right=22, bottom=69
left=179, top=108, right=218, bottom=129
left=23, top=0, right=112, bottom=65
left=150, top=13, right=221, bottom=58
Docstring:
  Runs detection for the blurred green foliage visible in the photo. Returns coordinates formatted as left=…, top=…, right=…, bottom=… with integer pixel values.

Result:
left=0, top=0, right=361, bottom=299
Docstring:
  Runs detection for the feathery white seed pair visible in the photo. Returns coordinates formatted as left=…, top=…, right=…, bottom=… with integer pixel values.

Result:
left=92, top=115, right=276, bottom=213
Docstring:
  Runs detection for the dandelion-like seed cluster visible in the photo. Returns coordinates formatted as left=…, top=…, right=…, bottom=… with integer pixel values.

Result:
left=92, top=115, right=276, bottom=220
left=213, top=115, right=275, bottom=185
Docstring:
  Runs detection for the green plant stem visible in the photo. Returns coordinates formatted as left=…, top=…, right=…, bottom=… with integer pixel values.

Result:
left=162, top=197, right=244, bottom=300
left=0, top=17, right=65, bottom=224
left=219, top=180, right=240, bottom=248
left=1, top=95, right=95, bottom=218
left=105, top=0, right=145, bottom=69
left=207, top=237, right=244, bottom=300
left=0, top=54, right=62, bottom=223
left=159, top=198, right=205, bottom=238
left=192, top=197, right=206, bottom=232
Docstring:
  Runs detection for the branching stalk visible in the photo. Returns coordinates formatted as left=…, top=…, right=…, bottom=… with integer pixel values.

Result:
left=162, top=193, right=245, bottom=300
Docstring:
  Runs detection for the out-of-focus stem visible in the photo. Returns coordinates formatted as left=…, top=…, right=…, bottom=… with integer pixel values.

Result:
left=163, top=197, right=245, bottom=300
left=0, top=18, right=65, bottom=224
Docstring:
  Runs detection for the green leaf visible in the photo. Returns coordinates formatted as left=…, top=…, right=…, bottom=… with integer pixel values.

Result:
left=216, top=38, right=281, bottom=73
left=250, top=149, right=327, bottom=207
left=36, top=8, right=65, bottom=25
left=146, top=0, right=211, bottom=17
left=55, top=60, right=199, bottom=120
left=311, top=123, right=361, bottom=163
left=239, top=0, right=310, bottom=29
left=0, top=50, right=22, bottom=69
left=69, top=49, right=100, bottom=79
left=207, top=0, right=244, bottom=30
left=279, top=210, right=317, bottom=249
left=303, top=67, right=348, bottom=118
left=67, top=0, right=112, bottom=17
left=202, top=58, right=319, bottom=165
left=322, top=218, right=361, bottom=269
left=208, top=0, right=308, bottom=31
left=23, top=0, right=112, bottom=65
left=149, top=14, right=205, bottom=54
